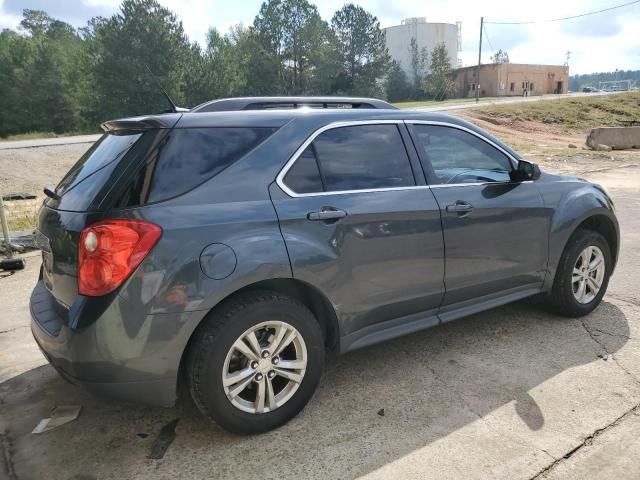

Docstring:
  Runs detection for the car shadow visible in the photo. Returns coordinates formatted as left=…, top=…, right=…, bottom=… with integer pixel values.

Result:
left=0, top=300, right=631, bottom=479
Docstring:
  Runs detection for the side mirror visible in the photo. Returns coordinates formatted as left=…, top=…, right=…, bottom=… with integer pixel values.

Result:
left=513, top=160, right=541, bottom=181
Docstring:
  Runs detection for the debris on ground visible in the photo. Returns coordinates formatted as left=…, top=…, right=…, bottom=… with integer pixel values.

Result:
left=137, top=433, right=149, bottom=439
left=0, top=257, right=26, bottom=271
left=568, top=144, right=577, bottom=148
left=377, top=408, right=385, bottom=417
left=31, top=405, right=82, bottom=434
left=148, top=419, right=179, bottom=460
left=595, top=144, right=613, bottom=151
left=598, top=353, right=609, bottom=361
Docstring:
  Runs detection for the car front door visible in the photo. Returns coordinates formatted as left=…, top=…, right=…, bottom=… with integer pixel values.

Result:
left=270, top=121, right=445, bottom=351
left=407, top=122, right=549, bottom=319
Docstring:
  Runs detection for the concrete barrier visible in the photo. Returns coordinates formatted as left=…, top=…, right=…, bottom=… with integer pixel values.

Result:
left=586, top=126, right=640, bottom=150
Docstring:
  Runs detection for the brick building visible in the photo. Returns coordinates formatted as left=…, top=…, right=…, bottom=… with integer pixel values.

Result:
left=454, top=63, right=569, bottom=98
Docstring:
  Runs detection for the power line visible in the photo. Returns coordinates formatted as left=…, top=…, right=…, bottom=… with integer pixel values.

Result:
left=482, top=23, right=494, bottom=53
left=485, top=0, right=640, bottom=25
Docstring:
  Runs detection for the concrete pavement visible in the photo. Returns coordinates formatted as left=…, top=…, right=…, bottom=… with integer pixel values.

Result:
left=1, top=166, right=640, bottom=480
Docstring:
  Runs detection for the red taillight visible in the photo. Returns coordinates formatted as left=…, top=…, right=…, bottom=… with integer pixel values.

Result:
left=78, top=219, right=162, bottom=296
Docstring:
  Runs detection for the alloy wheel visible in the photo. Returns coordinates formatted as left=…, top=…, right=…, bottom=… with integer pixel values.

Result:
left=222, top=321, right=307, bottom=414
left=572, top=245, right=606, bottom=304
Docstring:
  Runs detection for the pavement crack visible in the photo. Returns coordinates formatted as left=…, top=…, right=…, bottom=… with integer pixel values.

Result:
left=1, top=432, right=17, bottom=480
left=606, top=293, right=640, bottom=308
left=0, top=326, right=28, bottom=335
left=591, top=327, right=631, bottom=340
left=530, top=403, right=640, bottom=479
left=580, top=319, right=640, bottom=385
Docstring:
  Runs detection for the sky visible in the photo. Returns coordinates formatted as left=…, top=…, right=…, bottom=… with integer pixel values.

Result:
left=1, top=0, right=639, bottom=75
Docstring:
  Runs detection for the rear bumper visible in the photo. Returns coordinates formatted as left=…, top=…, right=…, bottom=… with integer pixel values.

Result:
left=30, top=281, right=197, bottom=407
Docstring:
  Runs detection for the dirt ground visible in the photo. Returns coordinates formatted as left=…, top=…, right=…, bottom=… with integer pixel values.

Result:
left=457, top=110, right=640, bottom=176
left=0, top=143, right=92, bottom=195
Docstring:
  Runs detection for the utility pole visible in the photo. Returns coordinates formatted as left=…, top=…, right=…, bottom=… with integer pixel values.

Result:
left=476, top=17, right=483, bottom=103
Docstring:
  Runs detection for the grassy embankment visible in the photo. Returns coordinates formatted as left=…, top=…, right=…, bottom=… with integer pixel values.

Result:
left=473, top=92, right=640, bottom=132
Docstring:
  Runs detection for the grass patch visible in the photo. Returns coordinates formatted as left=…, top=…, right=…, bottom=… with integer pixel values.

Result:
left=394, top=97, right=499, bottom=109
left=476, top=92, right=640, bottom=131
left=7, top=216, right=37, bottom=232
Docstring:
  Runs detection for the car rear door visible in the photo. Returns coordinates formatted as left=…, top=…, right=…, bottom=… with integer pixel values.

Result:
left=407, top=122, right=549, bottom=319
left=270, top=121, right=445, bottom=351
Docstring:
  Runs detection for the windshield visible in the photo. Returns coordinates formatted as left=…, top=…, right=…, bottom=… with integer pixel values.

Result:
left=55, top=132, right=142, bottom=196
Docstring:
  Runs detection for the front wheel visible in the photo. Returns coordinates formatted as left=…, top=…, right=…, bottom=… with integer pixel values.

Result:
left=549, top=229, right=612, bottom=317
left=186, top=292, right=325, bottom=434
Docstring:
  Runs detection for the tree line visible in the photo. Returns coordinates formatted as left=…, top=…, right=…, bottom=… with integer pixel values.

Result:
left=0, top=0, right=456, bottom=137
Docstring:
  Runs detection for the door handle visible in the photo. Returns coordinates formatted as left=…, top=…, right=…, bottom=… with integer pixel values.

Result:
left=307, top=207, right=347, bottom=221
left=446, top=202, right=474, bottom=215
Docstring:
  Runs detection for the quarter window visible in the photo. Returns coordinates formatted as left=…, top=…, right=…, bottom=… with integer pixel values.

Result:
left=411, top=124, right=513, bottom=185
left=282, top=145, right=324, bottom=194
left=117, top=127, right=277, bottom=206
left=283, top=124, right=415, bottom=194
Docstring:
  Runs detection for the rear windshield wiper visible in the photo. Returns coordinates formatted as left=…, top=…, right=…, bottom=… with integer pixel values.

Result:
left=43, top=186, right=61, bottom=201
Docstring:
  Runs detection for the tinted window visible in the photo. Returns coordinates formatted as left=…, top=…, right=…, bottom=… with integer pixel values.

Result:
left=412, top=125, right=512, bottom=184
left=117, top=127, right=276, bottom=206
left=312, top=124, right=415, bottom=192
left=283, top=145, right=324, bottom=193
left=55, top=132, right=141, bottom=196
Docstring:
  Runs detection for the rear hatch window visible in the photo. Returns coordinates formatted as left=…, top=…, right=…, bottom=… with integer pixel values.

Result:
left=56, top=133, right=141, bottom=195
left=45, top=131, right=146, bottom=212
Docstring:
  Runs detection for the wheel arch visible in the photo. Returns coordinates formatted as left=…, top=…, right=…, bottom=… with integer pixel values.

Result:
left=573, top=214, right=619, bottom=268
left=545, top=210, right=619, bottom=291
left=176, top=277, right=340, bottom=395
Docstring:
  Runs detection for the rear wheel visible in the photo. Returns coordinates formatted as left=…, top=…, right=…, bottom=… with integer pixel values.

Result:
left=549, top=229, right=611, bottom=317
left=187, top=292, right=324, bottom=434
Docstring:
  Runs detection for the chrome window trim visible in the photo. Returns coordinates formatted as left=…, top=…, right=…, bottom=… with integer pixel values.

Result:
left=275, top=119, right=523, bottom=198
left=276, top=120, right=415, bottom=198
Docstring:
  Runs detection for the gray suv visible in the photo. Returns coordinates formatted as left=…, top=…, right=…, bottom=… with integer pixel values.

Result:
left=30, top=97, right=619, bottom=434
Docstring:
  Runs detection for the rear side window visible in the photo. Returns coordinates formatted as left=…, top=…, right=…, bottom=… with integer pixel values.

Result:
left=283, top=124, right=415, bottom=194
left=118, top=127, right=277, bottom=206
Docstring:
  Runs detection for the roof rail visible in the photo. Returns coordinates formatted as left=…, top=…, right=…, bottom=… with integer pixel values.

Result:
left=191, top=96, right=396, bottom=112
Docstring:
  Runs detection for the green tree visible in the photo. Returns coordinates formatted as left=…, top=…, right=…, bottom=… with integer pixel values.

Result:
left=0, top=10, right=86, bottom=135
left=491, top=49, right=509, bottom=64
left=330, top=4, right=389, bottom=96
left=423, top=43, right=454, bottom=101
left=385, top=60, right=411, bottom=102
left=183, top=27, right=248, bottom=106
left=409, top=37, right=428, bottom=99
left=253, top=0, right=333, bottom=94
left=88, top=0, right=194, bottom=122
left=0, top=28, right=34, bottom=135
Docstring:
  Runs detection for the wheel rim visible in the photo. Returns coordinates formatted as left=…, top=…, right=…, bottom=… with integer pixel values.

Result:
left=572, top=245, right=606, bottom=304
left=222, top=321, right=307, bottom=414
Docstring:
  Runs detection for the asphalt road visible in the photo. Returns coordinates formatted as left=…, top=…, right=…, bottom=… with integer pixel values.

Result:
left=0, top=134, right=102, bottom=151
left=0, top=92, right=619, bottom=151
left=1, top=166, right=639, bottom=480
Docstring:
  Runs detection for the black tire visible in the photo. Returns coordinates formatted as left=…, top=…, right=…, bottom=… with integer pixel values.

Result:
left=548, top=229, right=612, bottom=317
left=186, top=291, right=325, bottom=434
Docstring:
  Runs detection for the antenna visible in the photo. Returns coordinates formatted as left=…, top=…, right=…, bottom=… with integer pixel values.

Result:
left=143, top=64, right=189, bottom=113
